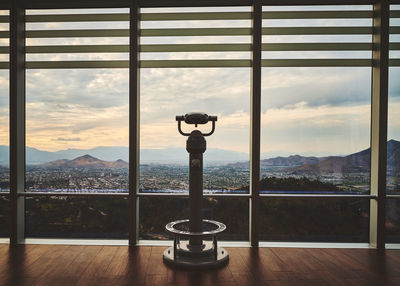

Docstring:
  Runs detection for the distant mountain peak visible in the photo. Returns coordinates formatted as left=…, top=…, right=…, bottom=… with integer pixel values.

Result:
left=73, top=154, right=98, bottom=161
left=41, top=154, right=128, bottom=169
left=291, top=139, right=400, bottom=174
left=81, top=154, right=96, bottom=159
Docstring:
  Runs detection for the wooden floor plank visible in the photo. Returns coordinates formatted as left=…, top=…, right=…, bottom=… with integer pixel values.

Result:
left=75, top=246, right=119, bottom=286
left=25, top=245, right=70, bottom=278
left=270, top=248, right=315, bottom=273
left=103, top=246, right=130, bottom=277
left=119, top=246, right=152, bottom=286
left=0, top=245, right=399, bottom=286
left=305, top=248, right=365, bottom=280
left=237, top=247, right=280, bottom=281
left=146, top=246, right=168, bottom=276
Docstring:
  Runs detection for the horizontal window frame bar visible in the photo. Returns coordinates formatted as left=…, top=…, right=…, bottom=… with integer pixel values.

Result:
left=262, top=10, right=373, bottom=19
left=0, top=43, right=378, bottom=54
left=390, top=26, right=400, bottom=34
left=262, top=42, right=373, bottom=50
left=140, top=59, right=251, bottom=68
left=387, top=195, right=400, bottom=199
left=25, top=13, right=129, bottom=22
left=0, top=59, right=387, bottom=69
left=141, top=27, right=251, bottom=37
left=3, top=59, right=400, bottom=69
left=138, top=192, right=251, bottom=198
left=262, top=59, right=371, bottom=67
left=0, top=42, right=395, bottom=55
left=263, top=26, right=372, bottom=35
left=18, top=42, right=400, bottom=54
left=3, top=10, right=395, bottom=23
left=1, top=26, right=391, bottom=39
left=17, top=192, right=251, bottom=198
left=4, top=192, right=400, bottom=199
left=141, top=43, right=251, bottom=52
left=13, top=192, right=380, bottom=199
left=0, top=43, right=382, bottom=54
left=20, top=192, right=128, bottom=197
left=23, top=44, right=250, bottom=53
left=260, top=194, right=377, bottom=199
left=389, top=58, right=400, bottom=65
left=259, top=242, right=372, bottom=249
left=391, top=10, right=400, bottom=18
left=25, top=29, right=129, bottom=38
left=0, top=0, right=397, bottom=10
left=25, top=45, right=129, bottom=53
left=26, top=60, right=128, bottom=68
left=140, top=11, right=251, bottom=21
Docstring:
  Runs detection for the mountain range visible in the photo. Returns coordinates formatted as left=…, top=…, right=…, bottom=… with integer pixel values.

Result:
left=0, top=140, right=399, bottom=173
left=0, top=146, right=248, bottom=164
left=41, top=154, right=128, bottom=169
left=230, top=139, right=400, bottom=174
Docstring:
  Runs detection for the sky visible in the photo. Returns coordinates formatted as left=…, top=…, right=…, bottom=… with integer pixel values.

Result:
left=0, top=5, right=399, bottom=159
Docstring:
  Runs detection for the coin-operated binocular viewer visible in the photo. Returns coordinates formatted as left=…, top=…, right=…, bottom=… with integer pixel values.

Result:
left=163, top=112, right=229, bottom=269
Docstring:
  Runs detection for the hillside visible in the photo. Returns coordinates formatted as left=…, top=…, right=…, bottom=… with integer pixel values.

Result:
left=0, top=146, right=248, bottom=164
left=41, top=154, right=128, bottom=169
left=240, top=176, right=341, bottom=192
left=229, top=154, right=326, bottom=169
left=292, top=139, right=400, bottom=174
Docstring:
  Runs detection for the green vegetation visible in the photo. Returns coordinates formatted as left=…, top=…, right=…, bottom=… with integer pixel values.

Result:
left=240, top=176, right=341, bottom=192
left=0, top=176, right=396, bottom=242
left=260, top=198, right=369, bottom=242
left=139, top=197, right=249, bottom=241
left=25, top=196, right=128, bottom=238
left=259, top=176, right=340, bottom=191
left=0, top=196, right=9, bottom=236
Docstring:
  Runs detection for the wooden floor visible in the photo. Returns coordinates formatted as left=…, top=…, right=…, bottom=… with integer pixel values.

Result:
left=0, top=245, right=399, bottom=286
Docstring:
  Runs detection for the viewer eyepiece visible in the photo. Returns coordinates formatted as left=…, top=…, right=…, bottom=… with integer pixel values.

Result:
left=176, top=112, right=218, bottom=137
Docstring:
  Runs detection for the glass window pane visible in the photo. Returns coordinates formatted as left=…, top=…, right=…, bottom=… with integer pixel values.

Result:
left=0, top=195, right=9, bottom=237
left=387, top=199, right=400, bottom=243
left=261, top=5, right=372, bottom=195
left=139, top=7, right=250, bottom=195
left=260, top=198, right=370, bottom=242
left=139, top=197, right=248, bottom=241
left=25, top=196, right=128, bottom=238
left=388, top=9, right=400, bottom=196
left=24, top=8, right=129, bottom=239
left=387, top=5, right=400, bottom=245
left=25, top=9, right=129, bottom=196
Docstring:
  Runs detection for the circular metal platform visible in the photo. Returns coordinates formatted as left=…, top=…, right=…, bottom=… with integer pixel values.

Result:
left=163, top=244, right=229, bottom=269
left=163, top=219, right=229, bottom=269
left=166, top=219, right=226, bottom=237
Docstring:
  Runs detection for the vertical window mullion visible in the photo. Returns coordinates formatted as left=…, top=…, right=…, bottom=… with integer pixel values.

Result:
left=9, top=3, right=25, bottom=245
left=129, top=1, right=140, bottom=246
left=250, top=0, right=262, bottom=247
left=370, top=0, right=390, bottom=249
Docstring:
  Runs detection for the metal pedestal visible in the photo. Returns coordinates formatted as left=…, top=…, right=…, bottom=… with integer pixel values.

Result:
left=163, top=219, right=229, bottom=269
left=163, top=113, right=228, bottom=269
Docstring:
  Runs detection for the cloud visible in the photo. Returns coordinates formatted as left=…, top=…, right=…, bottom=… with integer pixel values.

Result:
left=25, top=101, right=129, bottom=151
left=54, top=137, right=82, bottom=141
left=261, top=67, right=372, bottom=110
left=260, top=102, right=372, bottom=155
left=26, top=69, right=128, bottom=109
